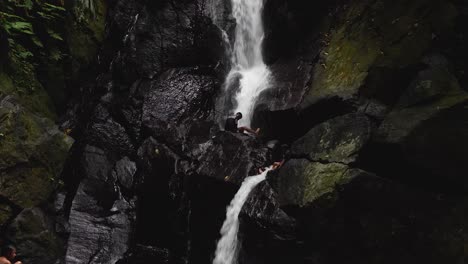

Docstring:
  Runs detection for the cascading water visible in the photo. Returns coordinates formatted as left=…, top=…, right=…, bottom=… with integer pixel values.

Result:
left=226, top=0, right=271, bottom=127
left=211, top=1, right=271, bottom=263
left=212, top=168, right=271, bottom=264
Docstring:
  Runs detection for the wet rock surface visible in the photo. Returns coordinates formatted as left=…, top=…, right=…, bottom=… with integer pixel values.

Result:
left=2, top=0, right=468, bottom=263
left=64, top=146, right=133, bottom=264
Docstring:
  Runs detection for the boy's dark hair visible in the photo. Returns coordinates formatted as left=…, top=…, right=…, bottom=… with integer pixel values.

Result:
left=1, top=245, right=15, bottom=256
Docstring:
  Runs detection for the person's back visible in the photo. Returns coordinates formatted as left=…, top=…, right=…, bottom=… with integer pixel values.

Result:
left=0, top=256, right=11, bottom=264
left=224, top=117, right=238, bottom=133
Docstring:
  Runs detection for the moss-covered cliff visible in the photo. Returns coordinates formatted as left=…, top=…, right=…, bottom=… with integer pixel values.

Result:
left=0, top=0, right=106, bottom=263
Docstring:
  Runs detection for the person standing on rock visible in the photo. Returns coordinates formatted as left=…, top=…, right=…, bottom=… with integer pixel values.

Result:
left=0, top=245, right=22, bottom=264
left=224, top=112, right=260, bottom=135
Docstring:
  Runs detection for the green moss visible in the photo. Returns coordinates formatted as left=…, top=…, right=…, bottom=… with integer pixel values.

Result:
left=301, top=0, right=458, bottom=108
left=68, top=0, right=107, bottom=78
left=278, top=160, right=352, bottom=206
left=1, top=44, right=56, bottom=120
left=0, top=203, right=12, bottom=226
left=0, top=167, right=55, bottom=208
left=12, top=208, right=65, bottom=261
left=0, top=99, right=72, bottom=208
left=301, top=162, right=350, bottom=205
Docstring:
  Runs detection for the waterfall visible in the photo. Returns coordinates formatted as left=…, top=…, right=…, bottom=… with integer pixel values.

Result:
left=212, top=168, right=271, bottom=264
left=225, top=0, right=271, bottom=127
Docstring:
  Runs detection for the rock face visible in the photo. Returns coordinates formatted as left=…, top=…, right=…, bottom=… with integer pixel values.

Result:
left=291, top=113, right=371, bottom=164
left=64, top=146, right=133, bottom=264
left=2, top=0, right=468, bottom=263
left=6, top=208, right=63, bottom=264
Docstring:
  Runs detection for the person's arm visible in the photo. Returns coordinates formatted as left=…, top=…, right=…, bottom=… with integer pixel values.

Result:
left=14, top=261, right=21, bottom=264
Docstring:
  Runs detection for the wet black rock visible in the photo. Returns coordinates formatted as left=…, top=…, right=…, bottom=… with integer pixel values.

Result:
left=64, top=145, right=134, bottom=264
left=142, top=67, right=220, bottom=149
left=112, top=156, right=137, bottom=190
left=196, top=132, right=269, bottom=184
left=8, top=0, right=467, bottom=263
left=116, top=244, right=170, bottom=264
left=86, top=104, right=135, bottom=155
left=238, top=180, right=299, bottom=264
left=110, top=0, right=225, bottom=83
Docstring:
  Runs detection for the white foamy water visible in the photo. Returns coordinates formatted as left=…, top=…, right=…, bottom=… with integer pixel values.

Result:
left=213, top=168, right=271, bottom=264
left=228, top=0, right=271, bottom=127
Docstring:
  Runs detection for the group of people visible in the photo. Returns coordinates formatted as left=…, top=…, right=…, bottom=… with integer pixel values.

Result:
left=224, top=112, right=288, bottom=174
left=0, top=245, right=21, bottom=264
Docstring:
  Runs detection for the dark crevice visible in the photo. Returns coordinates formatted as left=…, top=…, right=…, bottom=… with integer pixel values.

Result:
left=253, top=97, right=356, bottom=144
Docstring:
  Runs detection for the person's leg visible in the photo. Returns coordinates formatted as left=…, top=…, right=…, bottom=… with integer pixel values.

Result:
left=239, top=126, right=259, bottom=135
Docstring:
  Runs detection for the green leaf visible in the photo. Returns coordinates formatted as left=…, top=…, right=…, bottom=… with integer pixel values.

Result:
left=15, top=0, right=33, bottom=10
left=18, top=50, right=33, bottom=59
left=46, top=28, right=63, bottom=41
left=42, top=3, right=66, bottom=12
left=0, top=11, right=26, bottom=21
left=49, top=49, right=63, bottom=61
left=23, top=0, right=33, bottom=10
left=31, top=36, right=44, bottom=48
left=6, top=21, right=34, bottom=35
left=36, top=11, right=55, bottom=20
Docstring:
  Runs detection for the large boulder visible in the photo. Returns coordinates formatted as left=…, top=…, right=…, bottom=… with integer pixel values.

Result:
left=275, top=160, right=350, bottom=207
left=270, top=160, right=465, bottom=264
left=299, top=0, right=458, bottom=111
left=85, top=104, right=135, bottom=155
left=142, top=67, right=219, bottom=149
left=367, top=56, right=468, bottom=193
left=6, top=208, right=64, bottom=264
left=0, top=96, right=72, bottom=211
left=110, top=0, right=224, bottom=82
left=237, top=180, right=298, bottom=264
left=196, top=132, right=269, bottom=184
left=291, top=113, right=371, bottom=164
left=64, top=145, right=133, bottom=264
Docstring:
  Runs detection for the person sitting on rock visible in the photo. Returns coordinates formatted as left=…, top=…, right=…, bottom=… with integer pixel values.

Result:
left=0, top=245, right=22, bottom=264
left=224, top=112, right=260, bottom=135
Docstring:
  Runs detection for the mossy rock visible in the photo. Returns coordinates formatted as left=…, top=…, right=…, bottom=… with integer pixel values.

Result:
left=0, top=44, right=56, bottom=120
left=276, top=159, right=353, bottom=206
left=0, top=96, right=73, bottom=208
left=7, top=207, right=64, bottom=264
left=0, top=167, right=57, bottom=209
left=300, top=0, right=458, bottom=109
left=377, top=64, right=468, bottom=143
left=0, top=202, right=12, bottom=226
left=0, top=96, right=72, bottom=170
left=291, top=113, right=371, bottom=164
left=67, top=0, right=107, bottom=78
left=271, top=155, right=466, bottom=263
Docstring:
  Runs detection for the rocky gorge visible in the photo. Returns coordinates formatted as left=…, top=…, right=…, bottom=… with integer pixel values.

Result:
left=0, top=0, right=467, bottom=263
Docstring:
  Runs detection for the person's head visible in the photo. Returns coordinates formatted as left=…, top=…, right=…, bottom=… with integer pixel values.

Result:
left=235, top=112, right=243, bottom=120
left=1, top=245, right=16, bottom=260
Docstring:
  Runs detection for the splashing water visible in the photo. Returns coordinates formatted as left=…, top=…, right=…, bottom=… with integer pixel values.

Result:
left=227, top=0, right=271, bottom=127
left=212, top=168, right=271, bottom=264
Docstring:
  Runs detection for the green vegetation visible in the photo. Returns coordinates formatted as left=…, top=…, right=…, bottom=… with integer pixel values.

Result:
left=301, top=0, right=459, bottom=108
left=1, top=0, right=67, bottom=63
left=0, top=0, right=68, bottom=116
